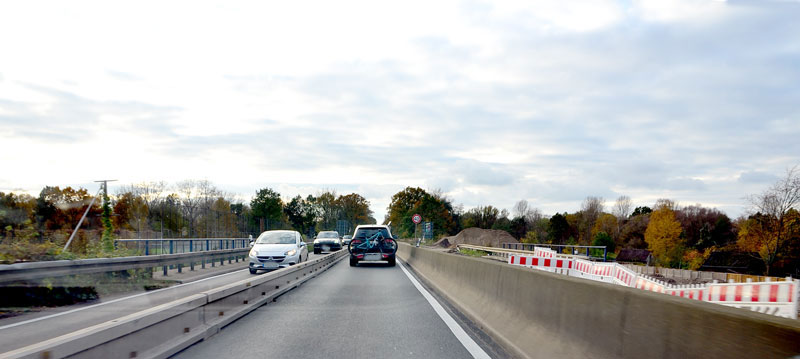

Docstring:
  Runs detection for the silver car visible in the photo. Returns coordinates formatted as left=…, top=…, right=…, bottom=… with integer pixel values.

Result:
left=249, top=230, right=308, bottom=274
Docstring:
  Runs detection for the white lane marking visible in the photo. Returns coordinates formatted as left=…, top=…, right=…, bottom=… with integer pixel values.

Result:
left=398, top=261, right=491, bottom=359
left=0, top=268, right=247, bottom=331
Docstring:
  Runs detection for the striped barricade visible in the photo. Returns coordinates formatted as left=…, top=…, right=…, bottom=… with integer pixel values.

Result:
left=534, top=247, right=556, bottom=258
left=614, top=265, right=638, bottom=288
left=634, top=276, right=666, bottom=294
left=508, top=254, right=571, bottom=274
left=706, top=279, right=799, bottom=319
left=665, top=284, right=705, bottom=300
left=569, top=259, right=614, bottom=283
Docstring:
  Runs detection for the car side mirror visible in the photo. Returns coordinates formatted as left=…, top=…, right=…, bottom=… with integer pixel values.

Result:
left=300, top=242, right=306, bottom=247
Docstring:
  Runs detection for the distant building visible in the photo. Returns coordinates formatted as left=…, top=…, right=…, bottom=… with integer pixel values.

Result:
left=616, top=249, right=652, bottom=265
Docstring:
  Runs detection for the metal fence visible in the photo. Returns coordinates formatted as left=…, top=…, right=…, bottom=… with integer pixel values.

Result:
left=115, top=238, right=250, bottom=256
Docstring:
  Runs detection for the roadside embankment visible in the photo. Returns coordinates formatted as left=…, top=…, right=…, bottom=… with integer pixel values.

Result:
left=398, top=244, right=800, bottom=359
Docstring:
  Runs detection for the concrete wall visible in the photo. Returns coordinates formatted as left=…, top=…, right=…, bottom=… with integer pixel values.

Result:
left=398, top=244, right=800, bottom=359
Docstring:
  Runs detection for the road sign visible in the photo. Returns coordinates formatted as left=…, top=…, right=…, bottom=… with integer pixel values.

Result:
left=412, top=214, right=422, bottom=224
left=423, top=222, right=433, bottom=239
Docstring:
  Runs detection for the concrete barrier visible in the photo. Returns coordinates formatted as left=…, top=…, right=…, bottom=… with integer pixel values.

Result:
left=1, top=250, right=347, bottom=359
left=398, top=244, right=800, bottom=359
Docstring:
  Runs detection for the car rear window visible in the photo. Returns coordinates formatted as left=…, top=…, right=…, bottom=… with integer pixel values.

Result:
left=353, top=228, right=391, bottom=240
left=318, top=232, right=339, bottom=238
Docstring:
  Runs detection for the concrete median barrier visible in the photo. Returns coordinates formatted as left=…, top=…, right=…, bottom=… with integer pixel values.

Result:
left=1, top=250, right=347, bottom=359
left=398, top=244, right=800, bottom=359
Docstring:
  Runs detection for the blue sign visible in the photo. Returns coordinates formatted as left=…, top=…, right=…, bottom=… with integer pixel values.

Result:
left=423, top=222, right=434, bottom=239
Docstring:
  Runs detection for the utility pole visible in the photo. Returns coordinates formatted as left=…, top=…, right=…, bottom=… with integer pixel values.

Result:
left=63, top=179, right=117, bottom=252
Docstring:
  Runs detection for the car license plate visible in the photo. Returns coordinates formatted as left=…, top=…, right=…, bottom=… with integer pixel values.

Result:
left=322, top=245, right=330, bottom=251
left=263, top=262, right=279, bottom=269
left=364, top=253, right=381, bottom=261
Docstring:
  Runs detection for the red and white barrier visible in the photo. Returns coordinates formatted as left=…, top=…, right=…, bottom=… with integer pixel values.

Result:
left=706, top=280, right=798, bottom=319
left=506, top=250, right=799, bottom=319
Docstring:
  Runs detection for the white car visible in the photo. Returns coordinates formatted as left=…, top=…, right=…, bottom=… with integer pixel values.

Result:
left=249, top=230, right=308, bottom=274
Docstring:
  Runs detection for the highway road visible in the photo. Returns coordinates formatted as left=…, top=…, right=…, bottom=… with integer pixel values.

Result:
left=173, top=258, right=506, bottom=359
left=0, top=252, right=330, bottom=353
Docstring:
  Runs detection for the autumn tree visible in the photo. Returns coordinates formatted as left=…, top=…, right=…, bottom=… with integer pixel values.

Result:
left=645, top=199, right=684, bottom=267
left=592, top=213, right=618, bottom=242
left=385, top=187, right=457, bottom=238
left=619, top=212, right=649, bottom=249
left=675, top=205, right=735, bottom=250
left=336, top=193, right=373, bottom=229
left=315, top=190, right=340, bottom=231
left=738, top=167, right=800, bottom=275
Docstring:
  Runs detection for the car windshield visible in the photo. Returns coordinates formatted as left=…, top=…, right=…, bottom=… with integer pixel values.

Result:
left=354, top=228, right=391, bottom=240
left=256, top=232, right=296, bottom=244
left=318, top=232, right=338, bottom=238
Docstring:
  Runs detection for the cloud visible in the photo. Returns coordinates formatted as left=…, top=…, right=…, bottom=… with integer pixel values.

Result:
left=738, top=171, right=779, bottom=184
left=2, top=0, right=799, bottom=222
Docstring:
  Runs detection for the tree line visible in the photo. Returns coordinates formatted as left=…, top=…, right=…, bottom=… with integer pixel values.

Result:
left=0, top=180, right=374, bottom=262
left=2, top=168, right=798, bottom=275
left=383, top=168, right=800, bottom=276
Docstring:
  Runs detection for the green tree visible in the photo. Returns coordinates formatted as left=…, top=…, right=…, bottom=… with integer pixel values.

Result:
left=547, top=213, right=569, bottom=244
left=101, top=184, right=114, bottom=253
left=592, top=231, right=615, bottom=253
left=284, top=195, right=318, bottom=237
left=386, top=187, right=456, bottom=238
left=251, top=187, right=284, bottom=230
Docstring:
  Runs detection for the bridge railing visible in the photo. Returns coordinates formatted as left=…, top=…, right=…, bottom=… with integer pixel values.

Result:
left=115, top=238, right=250, bottom=255
left=0, top=248, right=250, bottom=284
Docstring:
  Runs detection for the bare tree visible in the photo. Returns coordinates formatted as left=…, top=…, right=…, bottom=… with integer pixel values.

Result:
left=579, top=196, right=605, bottom=244
left=745, top=166, right=800, bottom=275
left=513, top=200, right=530, bottom=220
left=612, top=195, right=633, bottom=220
left=175, top=180, right=202, bottom=237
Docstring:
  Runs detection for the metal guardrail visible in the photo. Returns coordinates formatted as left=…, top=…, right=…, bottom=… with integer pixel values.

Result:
left=456, top=244, right=588, bottom=261
left=115, top=238, right=250, bottom=255
left=502, top=242, right=608, bottom=261
left=2, top=250, right=348, bottom=359
left=0, top=248, right=250, bottom=283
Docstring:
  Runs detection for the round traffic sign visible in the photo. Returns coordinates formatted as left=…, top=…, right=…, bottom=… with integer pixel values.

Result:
left=412, top=214, right=422, bottom=224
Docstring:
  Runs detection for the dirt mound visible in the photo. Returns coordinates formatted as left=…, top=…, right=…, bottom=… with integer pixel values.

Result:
left=435, top=227, right=519, bottom=248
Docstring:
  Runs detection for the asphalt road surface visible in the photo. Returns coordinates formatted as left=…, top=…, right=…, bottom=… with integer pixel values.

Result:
left=0, top=251, right=330, bottom=353
left=173, top=258, right=500, bottom=359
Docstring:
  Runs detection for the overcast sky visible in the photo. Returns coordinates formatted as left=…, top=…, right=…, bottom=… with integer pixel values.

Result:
left=1, top=0, right=799, bottom=221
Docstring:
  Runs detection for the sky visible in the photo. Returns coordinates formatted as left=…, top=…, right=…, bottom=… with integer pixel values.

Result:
left=1, top=0, right=799, bottom=222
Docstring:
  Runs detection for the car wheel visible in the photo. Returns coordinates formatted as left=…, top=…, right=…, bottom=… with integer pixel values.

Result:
left=313, top=248, right=320, bottom=254
left=387, top=256, right=396, bottom=267
left=249, top=268, right=257, bottom=274
left=349, top=256, right=358, bottom=267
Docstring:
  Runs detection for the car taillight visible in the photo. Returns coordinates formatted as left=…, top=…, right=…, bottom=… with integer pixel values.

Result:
left=382, top=254, right=389, bottom=258
left=356, top=254, right=364, bottom=259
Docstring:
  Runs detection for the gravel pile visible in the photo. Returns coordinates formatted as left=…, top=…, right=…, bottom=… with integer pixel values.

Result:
left=435, top=227, right=519, bottom=248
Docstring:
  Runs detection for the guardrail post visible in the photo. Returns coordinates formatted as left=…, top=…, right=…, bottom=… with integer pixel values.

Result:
left=170, top=240, right=174, bottom=255
left=145, top=240, right=149, bottom=255
left=201, top=257, right=205, bottom=269
left=190, top=240, right=193, bottom=253
left=163, top=265, right=168, bottom=276
left=206, top=239, right=210, bottom=251
left=178, top=263, right=182, bottom=273
left=219, top=239, right=223, bottom=251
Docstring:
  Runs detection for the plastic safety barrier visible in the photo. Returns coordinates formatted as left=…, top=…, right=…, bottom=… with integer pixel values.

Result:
left=508, top=252, right=799, bottom=319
